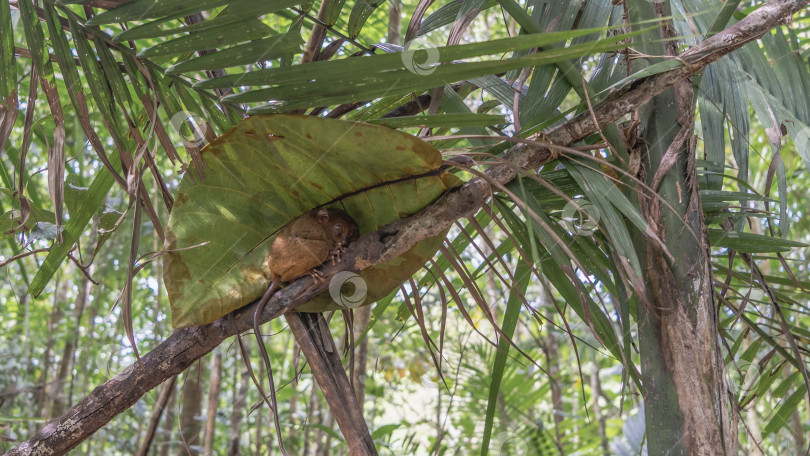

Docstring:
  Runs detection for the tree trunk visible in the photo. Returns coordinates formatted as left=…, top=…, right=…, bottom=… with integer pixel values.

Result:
left=628, top=1, right=736, bottom=454
left=316, top=407, right=334, bottom=456
left=36, top=273, right=66, bottom=424
left=75, top=259, right=107, bottom=405
left=285, top=312, right=378, bottom=456
left=387, top=0, right=401, bottom=46
left=304, top=382, right=320, bottom=455
left=136, top=375, right=177, bottom=456
left=180, top=360, right=206, bottom=455
left=203, top=350, right=222, bottom=455
left=351, top=306, right=371, bottom=408
left=159, top=372, right=179, bottom=456
left=589, top=365, right=609, bottom=456
left=228, top=346, right=251, bottom=456
left=49, top=262, right=92, bottom=417
left=545, top=331, right=563, bottom=444
left=790, top=404, right=804, bottom=455
left=254, top=364, right=265, bottom=456
left=286, top=336, right=298, bottom=445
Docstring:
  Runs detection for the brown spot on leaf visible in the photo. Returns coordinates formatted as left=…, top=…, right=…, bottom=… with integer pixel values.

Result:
left=396, top=146, right=406, bottom=151
left=411, top=142, right=441, bottom=167
left=163, top=251, right=192, bottom=303
left=176, top=193, right=189, bottom=205
left=266, top=133, right=284, bottom=141
left=354, top=131, right=363, bottom=137
left=245, top=129, right=260, bottom=140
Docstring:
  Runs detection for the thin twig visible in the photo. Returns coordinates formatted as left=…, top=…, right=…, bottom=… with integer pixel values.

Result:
left=0, top=248, right=49, bottom=269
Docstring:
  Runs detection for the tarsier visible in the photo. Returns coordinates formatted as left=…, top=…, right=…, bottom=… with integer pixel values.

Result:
left=266, top=207, right=359, bottom=284
left=251, top=207, right=359, bottom=455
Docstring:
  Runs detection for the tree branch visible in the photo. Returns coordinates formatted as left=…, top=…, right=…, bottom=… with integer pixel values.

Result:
left=8, top=0, right=805, bottom=453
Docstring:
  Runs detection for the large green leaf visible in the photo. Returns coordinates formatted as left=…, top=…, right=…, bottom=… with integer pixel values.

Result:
left=164, top=115, right=460, bottom=327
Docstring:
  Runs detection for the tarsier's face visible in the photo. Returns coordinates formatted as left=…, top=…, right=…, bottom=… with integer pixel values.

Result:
left=316, top=208, right=358, bottom=247
left=332, top=219, right=358, bottom=246
left=332, top=222, right=347, bottom=244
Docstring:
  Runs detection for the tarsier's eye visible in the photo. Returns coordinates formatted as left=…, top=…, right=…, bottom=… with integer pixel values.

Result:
left=333, top=224, right=344, bottom=235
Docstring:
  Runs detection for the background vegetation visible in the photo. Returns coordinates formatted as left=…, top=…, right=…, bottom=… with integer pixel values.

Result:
left=0, top=0, right=809, bottom=454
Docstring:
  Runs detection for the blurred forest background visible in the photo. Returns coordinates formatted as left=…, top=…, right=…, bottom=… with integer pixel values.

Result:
left=1, top=0, right=809, bottom=454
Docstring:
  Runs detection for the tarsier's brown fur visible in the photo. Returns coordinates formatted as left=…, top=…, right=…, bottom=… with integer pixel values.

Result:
left=267, top=208, right=359, bottom=283
left=252, top=207, right=358, bottom=455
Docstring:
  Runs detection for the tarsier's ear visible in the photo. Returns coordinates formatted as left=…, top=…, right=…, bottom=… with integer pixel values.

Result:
left=316, top=208, right=329, bottom=223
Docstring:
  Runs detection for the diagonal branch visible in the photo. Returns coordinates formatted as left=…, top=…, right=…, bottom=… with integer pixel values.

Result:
left=8, top=0, right=806, bottom=453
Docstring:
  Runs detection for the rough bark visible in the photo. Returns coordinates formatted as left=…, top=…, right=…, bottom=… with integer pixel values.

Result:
left=285, top=312, right=377, bottom=456
left=7, top=1, right=806, bottom=453
left=628, top=1, right=738, bottom=454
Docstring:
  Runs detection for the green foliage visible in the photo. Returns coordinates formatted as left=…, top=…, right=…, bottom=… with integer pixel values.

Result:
left=0, top=0, right=808, bottom=454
